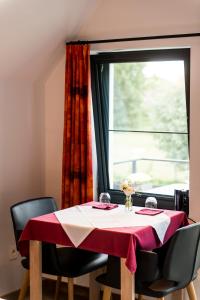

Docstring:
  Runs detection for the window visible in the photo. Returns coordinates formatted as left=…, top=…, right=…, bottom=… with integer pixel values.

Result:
left=91, top=48, right=190, bottom=206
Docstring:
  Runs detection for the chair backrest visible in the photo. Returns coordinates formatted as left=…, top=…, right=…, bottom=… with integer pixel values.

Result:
left=163, top=222, right=200, bottom=285
left=10, top=197, right=57, bottom=248
left=10, top=197, right=66, bottom=275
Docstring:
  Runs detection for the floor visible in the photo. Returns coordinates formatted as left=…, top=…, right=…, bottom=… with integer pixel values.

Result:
left=2, top=279, right=120, bottom=300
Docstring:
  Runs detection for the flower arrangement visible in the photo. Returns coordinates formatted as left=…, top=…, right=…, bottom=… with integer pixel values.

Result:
left=120, top=179, right=135, bottom=196
left=120, top=179, right=135, bottom=211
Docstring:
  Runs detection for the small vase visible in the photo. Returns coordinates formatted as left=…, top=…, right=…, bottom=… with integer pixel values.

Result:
left=125, top=195, right=132, bottom=211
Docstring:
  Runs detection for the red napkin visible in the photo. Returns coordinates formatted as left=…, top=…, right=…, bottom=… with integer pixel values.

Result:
left=135, top=208, right=164, bottom=216
left=92, top=203, right=118, bottom=210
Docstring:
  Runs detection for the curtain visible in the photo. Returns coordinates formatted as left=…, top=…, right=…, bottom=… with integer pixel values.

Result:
left=62, top=44, right=93, bottom=208
left=90, top=61, right=110, bottom=194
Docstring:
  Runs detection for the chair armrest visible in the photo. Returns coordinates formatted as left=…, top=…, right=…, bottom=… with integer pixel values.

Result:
left=136, top=250, right=161, bottom=282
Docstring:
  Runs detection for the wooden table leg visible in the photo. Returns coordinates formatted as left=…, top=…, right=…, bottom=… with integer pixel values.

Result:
left=30, top=240, right=42, bottom=300
left=121, top=258, right=135, bottom=300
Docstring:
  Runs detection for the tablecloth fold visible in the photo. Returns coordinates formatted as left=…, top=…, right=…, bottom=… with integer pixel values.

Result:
left=54, top=205, right=170, bottom=247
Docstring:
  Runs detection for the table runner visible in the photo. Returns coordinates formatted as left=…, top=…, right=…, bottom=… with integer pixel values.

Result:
left=54, top=205, right=170, bottom=247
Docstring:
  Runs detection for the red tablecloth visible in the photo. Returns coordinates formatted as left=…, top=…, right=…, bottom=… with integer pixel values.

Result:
left=19, top=208, right=188, bottom=273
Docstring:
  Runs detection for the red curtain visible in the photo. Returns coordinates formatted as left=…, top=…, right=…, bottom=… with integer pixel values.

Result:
left=62, top=44, right=93, bottom=208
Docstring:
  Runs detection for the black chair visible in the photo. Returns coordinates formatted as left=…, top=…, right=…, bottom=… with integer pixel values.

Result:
left=10, top=197, right=108, bottom=300
left=96, top=223, right=200, bottom=300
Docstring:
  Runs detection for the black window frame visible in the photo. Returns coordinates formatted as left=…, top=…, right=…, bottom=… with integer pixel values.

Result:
left=91, top=48, right=190, bottom=209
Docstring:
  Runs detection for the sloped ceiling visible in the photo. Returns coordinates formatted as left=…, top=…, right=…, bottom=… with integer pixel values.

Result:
left=0, top=0, right=99, bottom=79
left=0, top=0, right=199, bottom=79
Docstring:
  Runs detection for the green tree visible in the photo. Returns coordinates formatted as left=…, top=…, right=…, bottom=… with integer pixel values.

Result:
left=112, top=62, right=188, bottom=160
left=144, top=75, right=188, bottom=160
left=113, top=63, right=147, bottom=130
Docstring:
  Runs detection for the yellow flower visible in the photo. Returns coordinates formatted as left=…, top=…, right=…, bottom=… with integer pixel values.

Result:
left=120, top=179, right=135, bottom=196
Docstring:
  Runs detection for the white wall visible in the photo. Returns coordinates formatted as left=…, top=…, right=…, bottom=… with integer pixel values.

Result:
left=78, top=0, right=200, bottom=39
left=43, top=52, right=65, bottom=205
left=0, top=79, right=45, bottom=295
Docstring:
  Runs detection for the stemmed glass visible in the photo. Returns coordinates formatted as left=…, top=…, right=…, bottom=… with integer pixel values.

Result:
left=99, top=193, right=111, bottom=204
left=145, top=197, right=157, bottom=208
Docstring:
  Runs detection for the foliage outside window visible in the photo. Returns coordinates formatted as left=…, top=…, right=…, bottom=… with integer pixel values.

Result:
left=91, top=48, right=190, bottom=205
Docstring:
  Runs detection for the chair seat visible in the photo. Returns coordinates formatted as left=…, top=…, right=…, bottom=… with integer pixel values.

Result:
left=136, top=279, right=178, bottom=298
left=57, top=247, right=108, bottom=278
left=96, top=269, right=180, bottom=297
left=96, top=251, right=161, bottom=291
left=21, top=247, right=108, bottom=278
left=96, top=273, right=119, bottom=289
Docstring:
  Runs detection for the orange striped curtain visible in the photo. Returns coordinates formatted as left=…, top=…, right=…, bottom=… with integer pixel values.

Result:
left=62, top=44, right=93, bottom=208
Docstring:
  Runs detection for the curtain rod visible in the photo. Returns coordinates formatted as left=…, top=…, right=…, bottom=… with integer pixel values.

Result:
left=66, top=32, right=200, bottom=45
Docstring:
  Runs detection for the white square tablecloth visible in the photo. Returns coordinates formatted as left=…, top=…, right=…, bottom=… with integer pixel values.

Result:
left=55, top=205, right=170, bottom=247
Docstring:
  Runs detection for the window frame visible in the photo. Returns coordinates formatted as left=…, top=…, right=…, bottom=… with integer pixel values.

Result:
left=91, top=48, right=190, bottom=208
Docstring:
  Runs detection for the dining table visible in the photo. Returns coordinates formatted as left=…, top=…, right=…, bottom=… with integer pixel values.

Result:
left=18, top=202, right=188, bottom=300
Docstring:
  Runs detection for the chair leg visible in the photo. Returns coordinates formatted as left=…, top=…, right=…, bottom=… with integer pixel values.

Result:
left=138, top=295, right=143, bottom=300
left=186, top=282, right=197, bottom=300
left=89, top=268, right=105, bottom=300
left=102, top=286, right=112, bottom=300
left=18, top=270, right=30, bottom=300
left=54, top=276, right=62, bottom=300
left=68, top=277, right=74, bottom=300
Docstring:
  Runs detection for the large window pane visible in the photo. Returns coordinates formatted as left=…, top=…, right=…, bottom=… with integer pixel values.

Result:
left=91, top=48, right=190, bottom=200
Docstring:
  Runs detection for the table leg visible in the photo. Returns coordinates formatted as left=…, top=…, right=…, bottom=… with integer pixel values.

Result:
left=121, top=258, right=135, bottom=300
left=30, top=240, right=42, bottom=300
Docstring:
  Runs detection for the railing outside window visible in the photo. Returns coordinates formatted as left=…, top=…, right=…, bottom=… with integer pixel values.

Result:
left=112, top=158, right=189, bottom=195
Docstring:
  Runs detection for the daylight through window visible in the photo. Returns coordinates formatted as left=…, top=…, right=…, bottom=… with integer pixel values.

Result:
left=91, top=48, right=190, bottom=200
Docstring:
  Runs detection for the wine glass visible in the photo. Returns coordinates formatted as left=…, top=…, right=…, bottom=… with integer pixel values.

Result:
left=145, top=197, right=157, bottom=208
left=99, top=192, right=111, bottom=204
